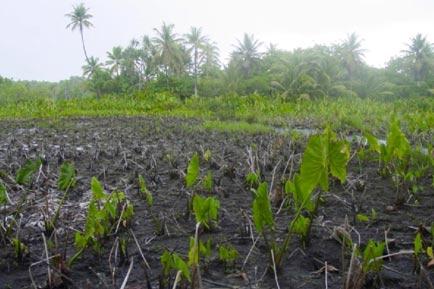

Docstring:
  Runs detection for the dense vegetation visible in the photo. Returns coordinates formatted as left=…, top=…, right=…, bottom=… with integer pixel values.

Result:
left=1, top=4, right=433, bottom=104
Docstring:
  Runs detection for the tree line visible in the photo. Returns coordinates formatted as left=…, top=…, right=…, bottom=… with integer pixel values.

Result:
left=1, top=3, right=433, bottom=102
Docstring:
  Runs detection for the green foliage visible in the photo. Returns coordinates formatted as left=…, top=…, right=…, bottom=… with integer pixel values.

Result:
left=198, top=239, right=212, bottom=261
left=73, top=178, right=134, bottom=256
left=58, top=161, right=76, bottom=191
left=91, top=176, right=105, bottom=200
left=218, top=244, right=239, bottom=266
left=414, top=232, right=423, bottom=256
left=161, top=250, right=191, bottom=281
left=245, top=171, right=260, bottom=188
left=252, top=182, right=274, bottom=234
left=299, top=127, right=350, bottom=192
left=202, top=171, right=213, bottom=193
left=138, top=175, right=153, bottom=206
left=186, top=152, right=200, bottom=188
left=0, top=181, right=7, bottom=205
left=16, top=158, right=42, bottom=185
left=292, top=215, right=311, bottom=241
left=356, top=213, right=370, bottom=223
left=362, top=240, right=385, bottom=273
left=11, top=238, right=28, bottom=261
left=192, top=194, right=220, bottom=229
left=203, top=149, right=212, bottom=162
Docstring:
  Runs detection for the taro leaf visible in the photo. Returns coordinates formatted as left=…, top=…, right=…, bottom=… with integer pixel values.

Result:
left=16, top=158, right=42, bottom=185
left=385, top=120, right=410, bottom=162
left=356, top=213, right=370, bottom=223
left=172, top=253, right=191, bottom=281
left=138, top=175, right=153, bottom=206
left=192, top=194, right=220, bottom=229
left=291, top=214, right=311, bottom=239
left=299, top=128, right=349, bottom=192
left=91, top=177, right=104, bottom=200
left=287, top=174, right=315, bottom=212
left=364, top=132, right=380, bottom=153
left=362, top=240, right=385, bottom=273
left=0, top=182, right=7, bottom=205
left=186, top=152, right=200, bottom=188
left=414, top=233, right=423, bottom=256
left=252, top=182, right=274, bottom=233
left=188, top=237, right=199, bottom=267
left=58, top=161, right=76, bottom=191
left=203, top=171, right=213, bottom=192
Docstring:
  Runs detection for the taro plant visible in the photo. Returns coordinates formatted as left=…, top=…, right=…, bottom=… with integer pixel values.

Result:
left=160, top=250, right=190, bottom=289
left=138, top=175, right=153, bottom=207
left=344, top=240, right=385, bottom=289
left=46, top=161, right=76, bottom=234
left=70, top=177, right=134, bottom=265
left=277, top=127, right=349, bottom=264
left=364, top=119, right=431, bottom=203
left=245, top=171, right=260, bottom=188
left=188, top=194, right=220, bottom=288
left=218, top=243, right=239, bottom=271
left=192, top=194, right=220, bottom=230
left=11, top=237, right=28, bottom=262
left=186, top=152, right=200, bottom=189
left=16, top=158, right=42, bottom=186
left=202, top=171, right=213, bottom=193
left=251, top=127, right=350, bottom=270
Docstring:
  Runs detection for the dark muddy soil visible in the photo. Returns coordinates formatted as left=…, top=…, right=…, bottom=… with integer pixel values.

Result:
left=0, top=117, right=432, bottom=289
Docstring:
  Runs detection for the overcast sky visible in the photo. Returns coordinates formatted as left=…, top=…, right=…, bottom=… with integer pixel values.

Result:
left=1, top=0, right=433, bottom=81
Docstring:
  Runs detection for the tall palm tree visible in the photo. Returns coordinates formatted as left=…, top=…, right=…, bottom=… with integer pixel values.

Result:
left=66, top=3, right=93, bottom=64
left=231, top=33, right=262, bottom=77
left=153, top=23, right=184, bottom=77
left=184, top=27, right=208, bottom=96
left=403, top=34, right=433, bottom=81
left=338, top=33, right=365, bottom=80
left=106, top=46, right=123, bottom=77
left=200, top=41, right=220, bottom=77
left=82, top=56, right=101, bottom=78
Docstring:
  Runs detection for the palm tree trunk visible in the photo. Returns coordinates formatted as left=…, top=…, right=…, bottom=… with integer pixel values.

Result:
left=80, top=26, right=90, bottom=64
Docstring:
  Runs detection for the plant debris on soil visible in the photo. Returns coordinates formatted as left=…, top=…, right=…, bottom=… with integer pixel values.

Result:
left=0, top=117, right=432, bottom=289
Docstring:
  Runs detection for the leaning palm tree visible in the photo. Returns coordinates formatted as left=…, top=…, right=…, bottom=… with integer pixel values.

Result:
left=106, top=46, right=123, bottom=77
left=82, top=56, right=101, bottom=78
left=231, top=33, right=262, bottom=77
left=403, top=34, right=433, bottom=81
left=153, top=23, right=184, bottom=77
left=184, top=27, right=208, bottom=96
left=66, top=3, right=93, bottom=64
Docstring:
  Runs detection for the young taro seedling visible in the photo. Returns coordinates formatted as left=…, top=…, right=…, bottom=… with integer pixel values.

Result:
left=138, top=175, right=153, bottom=207
left=218, top=243, right=239, bottom=272
left=70, top=177, right=134, bottom=265
left=344, top=240, right=385, bottom=289
left=45, top=161, right=76, bottom=235
left=15, top=158, right=42, bottom=186
left=188, top=194, right=220, bottom=288
left=160, top=250, right=190, bottom=289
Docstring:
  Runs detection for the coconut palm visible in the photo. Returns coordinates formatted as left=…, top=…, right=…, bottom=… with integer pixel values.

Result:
left=184, top=27, right=208, bottom=96
left=231, top=33, right=262, bottom=77
left=403, top=34, right=433, bottom=81
left=106, top=46, right=123, bottom=77
left=66, top=3, right=93, bottom=64
left=153, top=23, right=184, bottom=77
left=338, top=33, right=365, bottom=79
left=82, top=56, right=101, bottom=78
left=200, top=41, right=221, bottom=77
